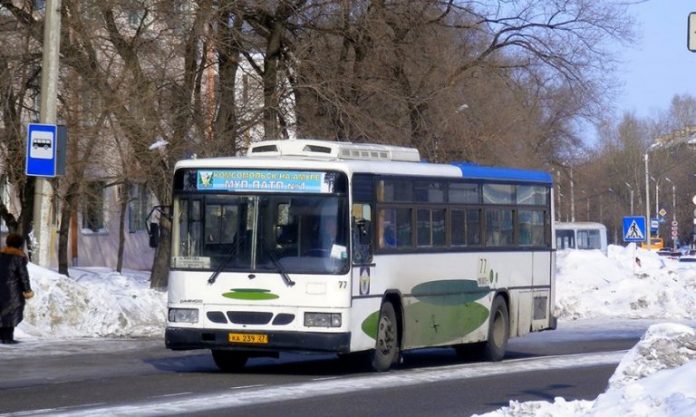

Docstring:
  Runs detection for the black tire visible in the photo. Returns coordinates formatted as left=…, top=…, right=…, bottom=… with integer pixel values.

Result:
left=370, top=301, right=400, bottom=372
left=211, top=350, right=248, bottom=372
left=482, top=296, right=509, bottom=362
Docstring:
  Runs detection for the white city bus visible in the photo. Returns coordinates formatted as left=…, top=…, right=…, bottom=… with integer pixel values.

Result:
left=165, top=139, right=556, bottom=372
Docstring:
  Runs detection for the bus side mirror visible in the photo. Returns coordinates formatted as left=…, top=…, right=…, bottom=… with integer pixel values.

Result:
left=148, top=222, right=160, bottom=248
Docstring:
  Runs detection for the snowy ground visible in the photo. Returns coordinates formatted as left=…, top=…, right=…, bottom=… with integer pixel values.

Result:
left=2, top=244, right=695, bottom=416
left=481, top=244, right=696, bottom=417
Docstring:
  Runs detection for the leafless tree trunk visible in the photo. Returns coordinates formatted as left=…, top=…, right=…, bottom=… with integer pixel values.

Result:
left=116, top=182, right=128, bottom=273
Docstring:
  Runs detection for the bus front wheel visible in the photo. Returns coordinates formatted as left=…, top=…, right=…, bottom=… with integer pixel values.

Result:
left=371, top=301, right=400, bottom=372
left=212, top=350, right=248, bottom=372
left=483, top=296, right=509, bottom=362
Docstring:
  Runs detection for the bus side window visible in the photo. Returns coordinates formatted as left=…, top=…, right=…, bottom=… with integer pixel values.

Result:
left=378, top=208, right=396, bottom=249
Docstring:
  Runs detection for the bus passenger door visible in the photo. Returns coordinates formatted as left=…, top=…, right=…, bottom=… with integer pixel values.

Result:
left=351, top=203, right=374, bottom=297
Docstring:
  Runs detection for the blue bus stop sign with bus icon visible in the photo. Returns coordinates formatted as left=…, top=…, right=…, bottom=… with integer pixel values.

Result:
left=25, top=123, right=66, bottom=177
left=623, top=216, right=646, bottom=243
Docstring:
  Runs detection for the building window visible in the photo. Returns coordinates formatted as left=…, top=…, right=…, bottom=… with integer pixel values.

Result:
left=82, top=181, right=105, bottom=232
left=128, top=8, right=146, bottom=29
left=128, top=183, right=150, bottom=233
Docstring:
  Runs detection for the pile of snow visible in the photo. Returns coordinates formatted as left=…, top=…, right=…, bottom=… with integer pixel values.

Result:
left=474, top=323, right=696, bottom=417
left=555, top=244, right=696, bottom=320
left=16, top=264, right=166, bottom=339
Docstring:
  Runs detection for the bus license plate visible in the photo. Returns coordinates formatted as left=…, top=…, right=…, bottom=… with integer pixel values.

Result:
left=228, top=333, right=268, bottom=344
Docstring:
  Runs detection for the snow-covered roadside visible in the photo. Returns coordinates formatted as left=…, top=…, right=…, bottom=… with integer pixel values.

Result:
left=474, top=323, right=696, bottom=417
left=555, top=244, right=696, bottom=320
left=16, top=265, right=166, bottom=339
left=477, top=244, right=696, bottom=417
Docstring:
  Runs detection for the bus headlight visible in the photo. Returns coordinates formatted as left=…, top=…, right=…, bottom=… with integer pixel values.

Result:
left=168, top=308, right=199, bottom=323
left=304, top=312, right=342, bottom=328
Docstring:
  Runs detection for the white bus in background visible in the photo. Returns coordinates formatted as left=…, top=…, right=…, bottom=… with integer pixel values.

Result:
left=554, top=222, right=608, bottom=255
left=164, top=139, right=556, bottom=372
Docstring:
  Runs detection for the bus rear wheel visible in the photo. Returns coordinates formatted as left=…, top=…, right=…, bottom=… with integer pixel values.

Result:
left=370, top=301, right=400, bottom=372
left=482, top=296, right=509, bottom=362
left=211, top=350, right=248, bottom=372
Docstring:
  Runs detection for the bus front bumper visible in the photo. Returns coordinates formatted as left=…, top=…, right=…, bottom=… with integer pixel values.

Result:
left=165, top=327, right=351, bottom=354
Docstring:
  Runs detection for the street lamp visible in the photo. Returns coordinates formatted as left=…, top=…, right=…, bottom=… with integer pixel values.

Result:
left=556, top=170, right=562, bottom=222
left=665, top=177, right=676, bottom=250
left=570, top=167, right=575, bottom=222
left=644, top=143, right=661, bottom=250
left=650, top=176, right=660, bottom=217
left=644, top=153, right=651, bottom=249
left=625, top=182, right=634, bottom=215
left=581, top=190, right=589, bottom=221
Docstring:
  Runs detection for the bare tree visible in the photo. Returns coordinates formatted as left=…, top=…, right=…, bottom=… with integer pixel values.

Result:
left=0, top=10, right=42, bottom=245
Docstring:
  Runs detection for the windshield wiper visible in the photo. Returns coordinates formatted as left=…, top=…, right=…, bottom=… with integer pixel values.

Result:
left=207, top=252, right=235, bottom=285
left=260, top=244, right=295, bottom=287
left=208, top=235, right=243, bottom=285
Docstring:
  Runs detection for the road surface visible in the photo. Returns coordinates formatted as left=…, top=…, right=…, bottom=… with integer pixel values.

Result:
left=0, top=320, right=671, bottom=417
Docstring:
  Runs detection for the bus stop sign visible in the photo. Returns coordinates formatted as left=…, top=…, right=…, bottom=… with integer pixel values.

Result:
left=623, top=216, right=646, bottom=243
left=25, top=123, right=67, bottom=177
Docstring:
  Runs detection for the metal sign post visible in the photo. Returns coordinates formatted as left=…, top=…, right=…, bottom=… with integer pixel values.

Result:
left=624, top=216, right=647, bottom=275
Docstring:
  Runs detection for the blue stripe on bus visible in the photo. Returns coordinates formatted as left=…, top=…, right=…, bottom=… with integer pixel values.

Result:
left=451, top=163, right=553, bottom=184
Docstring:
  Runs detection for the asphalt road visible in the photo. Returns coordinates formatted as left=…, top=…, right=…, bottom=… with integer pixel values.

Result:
left=0, top=320, right=656, bottom=417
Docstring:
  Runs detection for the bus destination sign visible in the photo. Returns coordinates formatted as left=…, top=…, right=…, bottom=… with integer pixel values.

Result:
left=197, top=169, right=332, bottom=193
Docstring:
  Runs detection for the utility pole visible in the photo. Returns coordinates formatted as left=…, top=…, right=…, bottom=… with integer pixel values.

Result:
left=665, top=177, right=676, bottom=250
left=556, top=170, right=562, bottom=222
left=644, top=153, right=651, bottom=250
left=33, top=0, right=62, bottom=266
left=570, top=167, right=575, bottom=222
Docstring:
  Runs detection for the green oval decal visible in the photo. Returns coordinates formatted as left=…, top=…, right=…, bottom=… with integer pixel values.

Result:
left=361, top=310, right=380, bottom=339
left=404, top=301, right=489, bottom=345
left=223, top=288, right=279, bottom=300
left=411, top=279, right=489, bottom=305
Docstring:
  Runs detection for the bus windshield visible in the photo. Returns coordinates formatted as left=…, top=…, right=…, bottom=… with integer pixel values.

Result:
left=171, top=194, right=349, bottom=275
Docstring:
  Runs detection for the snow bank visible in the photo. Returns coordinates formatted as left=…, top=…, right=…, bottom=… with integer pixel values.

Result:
left=16, top=264, right=166, bottom=339
left=555, top=244, right=696, bottom=320
left=474, top=323, right=696, bottom=417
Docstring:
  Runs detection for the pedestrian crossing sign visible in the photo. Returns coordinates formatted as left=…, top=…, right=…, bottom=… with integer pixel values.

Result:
left=622, top=216, right=646, bottom=243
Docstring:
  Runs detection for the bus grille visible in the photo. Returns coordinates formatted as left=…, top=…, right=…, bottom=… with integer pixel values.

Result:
left=226, top=311, right=274, bottom=325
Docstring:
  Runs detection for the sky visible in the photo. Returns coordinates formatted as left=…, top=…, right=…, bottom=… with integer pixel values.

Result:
left=1, top=245, right=695, bottom=415
left=614, top=1, right=696, bottom=118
